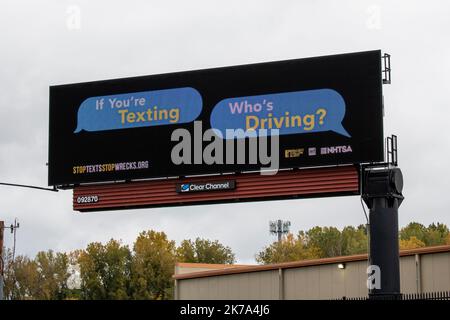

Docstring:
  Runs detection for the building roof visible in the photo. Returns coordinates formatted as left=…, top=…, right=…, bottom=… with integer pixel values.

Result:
left=173, top=244, right=450, bottom=280
left=175, top=262, right=249, bottom=269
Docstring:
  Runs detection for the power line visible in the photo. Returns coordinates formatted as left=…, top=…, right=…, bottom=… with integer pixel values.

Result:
left=0, top=182, right=58, bottom=192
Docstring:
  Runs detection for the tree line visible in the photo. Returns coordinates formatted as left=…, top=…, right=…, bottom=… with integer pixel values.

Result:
left=256, top=222, right=450, bottom=264
left=1, top=221, right=449, bottom=299
left=2, top=231, right=234, bottom=300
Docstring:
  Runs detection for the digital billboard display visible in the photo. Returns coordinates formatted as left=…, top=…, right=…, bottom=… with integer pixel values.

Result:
left=49, top=50, right=384, bottom=186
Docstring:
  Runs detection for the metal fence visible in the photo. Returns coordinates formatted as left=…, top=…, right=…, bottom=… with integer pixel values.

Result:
left=340, top=291, right=450, bottom=300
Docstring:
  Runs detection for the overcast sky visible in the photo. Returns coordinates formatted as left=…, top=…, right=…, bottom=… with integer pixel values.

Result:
left=1, top=0, right=449, bottom=264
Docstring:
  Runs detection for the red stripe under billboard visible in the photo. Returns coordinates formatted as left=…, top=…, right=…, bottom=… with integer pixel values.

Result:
left=73, top=166, right=359, bottom=212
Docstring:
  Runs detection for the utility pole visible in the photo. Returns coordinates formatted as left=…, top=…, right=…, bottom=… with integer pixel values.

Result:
left=0, top=220, right=19, bottom=300
left=0, top=181, right=53, bottom=301
left=0, top=220, right=4, bottom=300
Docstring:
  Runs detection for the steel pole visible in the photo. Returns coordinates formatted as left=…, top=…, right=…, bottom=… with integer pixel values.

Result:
left=362, top=167, right=404, bottom=300
left=368, top=197, right=401, bottom=298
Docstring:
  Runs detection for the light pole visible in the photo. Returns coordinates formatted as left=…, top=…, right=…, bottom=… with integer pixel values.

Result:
left=270, top=220, right=291, bottom=243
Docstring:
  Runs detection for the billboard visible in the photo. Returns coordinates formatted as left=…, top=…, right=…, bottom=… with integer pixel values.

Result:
left=49, top=50, right=384, bottom=186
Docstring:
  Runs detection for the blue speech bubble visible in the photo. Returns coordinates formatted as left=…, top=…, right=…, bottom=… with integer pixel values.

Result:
left=210, top=89, right=350, bottom=138
left=74, top=87, right=202, bottom=133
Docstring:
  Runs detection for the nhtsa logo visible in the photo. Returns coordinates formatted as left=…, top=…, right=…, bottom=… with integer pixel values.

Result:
left=320, top=145, right=353, bottom=155
left=176, top=181, right=235, bottom=193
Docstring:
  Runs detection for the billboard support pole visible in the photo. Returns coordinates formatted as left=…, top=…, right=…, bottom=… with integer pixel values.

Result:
left=362, top=167, right=404, bottom=300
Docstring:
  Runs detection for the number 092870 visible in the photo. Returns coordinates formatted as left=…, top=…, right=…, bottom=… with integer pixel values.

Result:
left=76, top=195, right=99, bottom=204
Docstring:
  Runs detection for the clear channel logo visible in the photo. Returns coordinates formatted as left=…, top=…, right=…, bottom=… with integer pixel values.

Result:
left=180, top=184, right=190, bottom=192
left=177, top=181, right=236, bottom=193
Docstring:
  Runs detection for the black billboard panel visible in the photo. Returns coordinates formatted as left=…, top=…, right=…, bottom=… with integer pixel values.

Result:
left=49, top=50, right=384, bottom=186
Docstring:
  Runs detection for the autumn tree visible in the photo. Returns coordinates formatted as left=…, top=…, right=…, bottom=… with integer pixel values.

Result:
left=3, top=249, right=72, bottom=300
left=399, top=236, right=426, bottom=250
left=300, top=224, right=368, bottom=258
left=256, top=233, right=321, bottom=264
left=177, top=238, right=235, bottom=264
left=130, top=230, right=176, bottom=300
left=77, top=239, right=132, bottom=300
left=34, top=250, right=71, bottom=299
left=400, top=222, right=449, bottom=246
left=2, top=252, right=39, bottom=300
left=302, top=226, right=344, bottom=257
left=425, top=223, right=450, bottom=246
left=399, top=222, right=427, bottom=244
left=257, top=225, right=369, bottom=264
left=341, top=225, right=368, bottom=255
left=257, top=222, right=450, bottom=264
